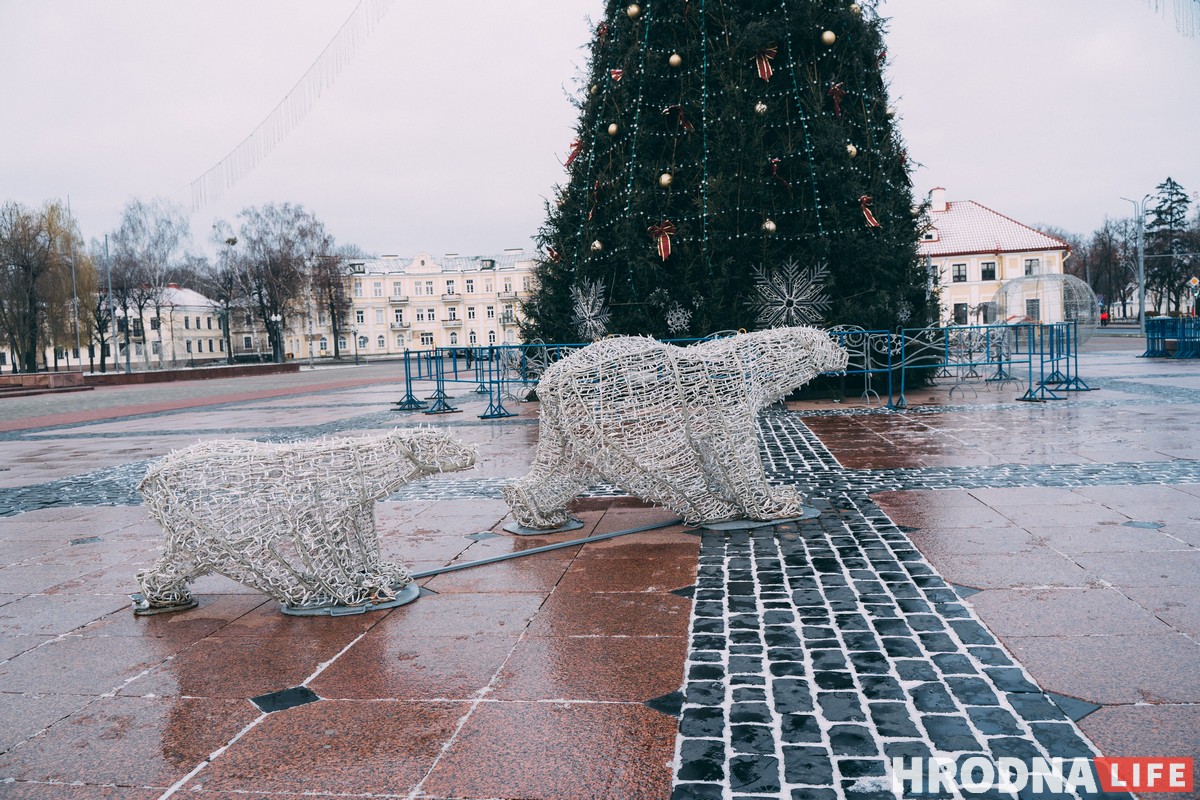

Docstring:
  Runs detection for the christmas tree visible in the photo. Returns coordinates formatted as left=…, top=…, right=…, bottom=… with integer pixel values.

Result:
left=521, top=0, right=935, bottom=343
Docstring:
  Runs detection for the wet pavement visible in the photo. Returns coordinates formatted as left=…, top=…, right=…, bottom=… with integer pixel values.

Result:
left=0, top=335, right=1197, bottom=799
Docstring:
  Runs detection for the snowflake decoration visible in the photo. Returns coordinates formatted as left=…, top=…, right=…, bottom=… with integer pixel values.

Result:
left=896, top=300, right=913, bottom=325
left=745, top=259, right=831, bottom=329
left=571, top=279, right=610, bottom=341
left=665, top=303, right=692, bottom=336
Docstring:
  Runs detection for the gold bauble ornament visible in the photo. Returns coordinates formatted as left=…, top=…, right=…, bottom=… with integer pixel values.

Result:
left=850, top=3, right=862, bottom=15
left=754, top=101, right=768, bottom=115
left=591, top=240, right=604, bottom=252
left=822, top=30, right=837, bottom=46
left=762, top=219, right=777, bottom=234
left=626, top=3, right=641, bottom=18
left=589, top=84, right=599, bottom=96
left=607, top=123, right=619, bottom=136
left=669, top=53, right=683, bottom=68
left=659, top=173, right=673, bottom=188
left=886, top=106, right=897, bottom=118
left=846, top=144, right=858, bottom=158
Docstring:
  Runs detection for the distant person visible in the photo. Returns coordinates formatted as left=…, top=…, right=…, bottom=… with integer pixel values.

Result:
left=1100, top=309, right=1109, bottom=327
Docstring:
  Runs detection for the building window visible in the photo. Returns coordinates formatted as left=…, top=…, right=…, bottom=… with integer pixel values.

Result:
left=394, top=308, right=404, bottom=323
left=184, top=317, right=190, bottom=329
left=396, top=334, right=405, bottom=347
left=376, top=335, right=385, bottom=349
left=206, top=317, right=213, bottom=329
left=243, top=335, right=252, bottom=349
left=194, top=317, right=200, bottom=329
left=487, top=330, right=497, bottom=344
left=505, top=329, right=516, bottom=343
left=353, top=281, right=363, bottom=298
left=485, top=280, right=493, bottom=293
left=318, top=311, right=327, bottom=325
left=446, top=280, right=456, bottom=295
left=319, top=338, right=328, bottom=352
left=448, top=306, right=458, bottom=321
left=420, top=332, right=434, bottom=346
left=468, top=330, right=477, bottom=345
left=150, top=317, right=160, bottom=331
left=373, top=282, right=383, bottom=297
left=522, top=276, right=531, bottom=292
left=219, top=340, right=225, bottom=352
left=245, top=313, right=254, bottom=325
left=981, top=262, right=996, bottom=282
left=426, top=307, right=436, bottom=321
left=486, top=305, right=495, bottom=319
left=358, top=335, right=369, bottom=349
left=392, top=282, right=403, bottom=297
left=338, top=337, right=347, bottom=351
left=424, top=280, right=434, bottom=296
left=1025, top=258, right=1040, bottom=276
left=503, top=278, right=512, bottom=293
left=151, top=341, right=161, bottom=355
left=449, top=332, right=458, bottom=345
left=466, top=279, right=475, bottom=294
left=186, top=340, right=193, bottom=353
left=1026, top=298, right=1041, bottom=321
left=416, top=309, right=426, bottom=322
left=467, top=306, right=476, bottom=320
left=375, top=309, right=384, bottom=324
left=356, top=309, right=365, bottom=324
left=952, top=303, right=969, bottom=325
left=952, top=264, right=967, bottom=283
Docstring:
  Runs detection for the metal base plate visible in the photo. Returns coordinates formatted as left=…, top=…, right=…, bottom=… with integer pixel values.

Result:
left=280, top=582, right=421, bottom=617
left=502, top=518, right=586, bottom=536
left=130, top=593, right=200, bottom=616
left=698, top=508, right=820, bottom=531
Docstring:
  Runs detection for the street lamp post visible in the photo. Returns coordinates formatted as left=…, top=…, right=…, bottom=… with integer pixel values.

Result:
left=268, top=313, right=282, bottom=363
left=1121, top=194, right=1151, bottom=336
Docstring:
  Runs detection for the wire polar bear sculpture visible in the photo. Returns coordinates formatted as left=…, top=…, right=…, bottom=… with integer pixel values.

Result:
left=133, top=428, right=476, bottom=615
left=504, top=327, right=848, bottom=529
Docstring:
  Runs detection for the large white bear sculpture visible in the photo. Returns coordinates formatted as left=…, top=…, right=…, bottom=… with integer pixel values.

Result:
left=133, top=427, right=476, bottom=615
left=504, top=327, right=848, bottom=529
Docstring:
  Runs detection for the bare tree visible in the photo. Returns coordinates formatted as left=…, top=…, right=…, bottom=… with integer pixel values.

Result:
left=0, top=201, right=80, bottom=373
left=310, top=243, right=359, bottom=360
left=228, top=203, right=329, bottom=363
left=108, top=198, right=191, bottom=368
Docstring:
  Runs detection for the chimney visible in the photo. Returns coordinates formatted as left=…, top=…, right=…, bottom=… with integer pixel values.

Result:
left=930, top=187, right=947, bottom=213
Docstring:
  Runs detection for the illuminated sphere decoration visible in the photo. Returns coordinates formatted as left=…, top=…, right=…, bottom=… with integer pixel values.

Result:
left=626, top=3, right=640, bottom=18
left=607, top=122, right=619, bottom=136
left=591, top=239, right=604, bottom=252
left=821, top=30, right=837, bottom=46
left=993, top=273, right=1100, bottom=344
left=659, top=172, right=673, bottom=188
left=846, top=144, right=858, bottom=158
left=762, top=219, right=777, bottom=234
left=669, top=53, right=682, bottom=68
left=755, top=101, right=768, bottom=114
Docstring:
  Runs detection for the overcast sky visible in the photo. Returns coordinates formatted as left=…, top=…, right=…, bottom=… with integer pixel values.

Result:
left=2, top=0, right=1198, bottom=261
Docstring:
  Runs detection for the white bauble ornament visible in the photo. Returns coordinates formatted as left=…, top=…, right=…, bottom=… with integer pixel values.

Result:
left=626, top=4, right=640, bottom=18
left=762, top=219, right=777, bottom=233
left=846, top=144, right=858, bottom=158
left=608, top=123, right=619, bottom=136
left=591, top=240, right=603, bottom=252
left=589, top=84, right=599, bottom=96
left=659, top=173, right=673, bottom=188
left=669, top=53, right=682, bottom=68
left=850, top=3, right=862, bottom=15
left=822, top=30, right=837, bottom=45
left=755, top=101, right=768, bottom=114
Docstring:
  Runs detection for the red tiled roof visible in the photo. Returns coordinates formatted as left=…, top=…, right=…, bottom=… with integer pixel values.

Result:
left=918, top=200, right=1069, bottom=258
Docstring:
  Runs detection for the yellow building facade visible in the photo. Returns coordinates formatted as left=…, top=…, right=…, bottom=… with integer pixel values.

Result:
left=919, top=188, right=1071, bottom=325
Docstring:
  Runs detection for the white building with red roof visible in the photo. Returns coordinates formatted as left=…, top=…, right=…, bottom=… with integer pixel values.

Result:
left=918, top=188, right=1071, bottom=325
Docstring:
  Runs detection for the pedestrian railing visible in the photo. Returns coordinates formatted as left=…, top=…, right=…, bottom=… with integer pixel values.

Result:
left=390, top=322, right=1089, bottom=419
left=1143, top=317, right=1200, bottom=359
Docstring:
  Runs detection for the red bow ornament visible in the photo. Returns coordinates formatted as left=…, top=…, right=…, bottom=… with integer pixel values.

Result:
left=859, top=195, right=882, bottom=228
left=828, top=82, right=846, bottom=117
left=563, top=138, right=583, bottom=168
left=610, top=69, right=624, bottom=82
left=754, top=45, right=778, bottom=82
left=648, top=221, right=677, bottom=261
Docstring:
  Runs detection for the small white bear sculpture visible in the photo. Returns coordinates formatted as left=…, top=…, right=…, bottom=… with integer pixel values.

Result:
left=134, top=427, right=476, bottom=615
left=504, top=327, right=847, bottom=528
